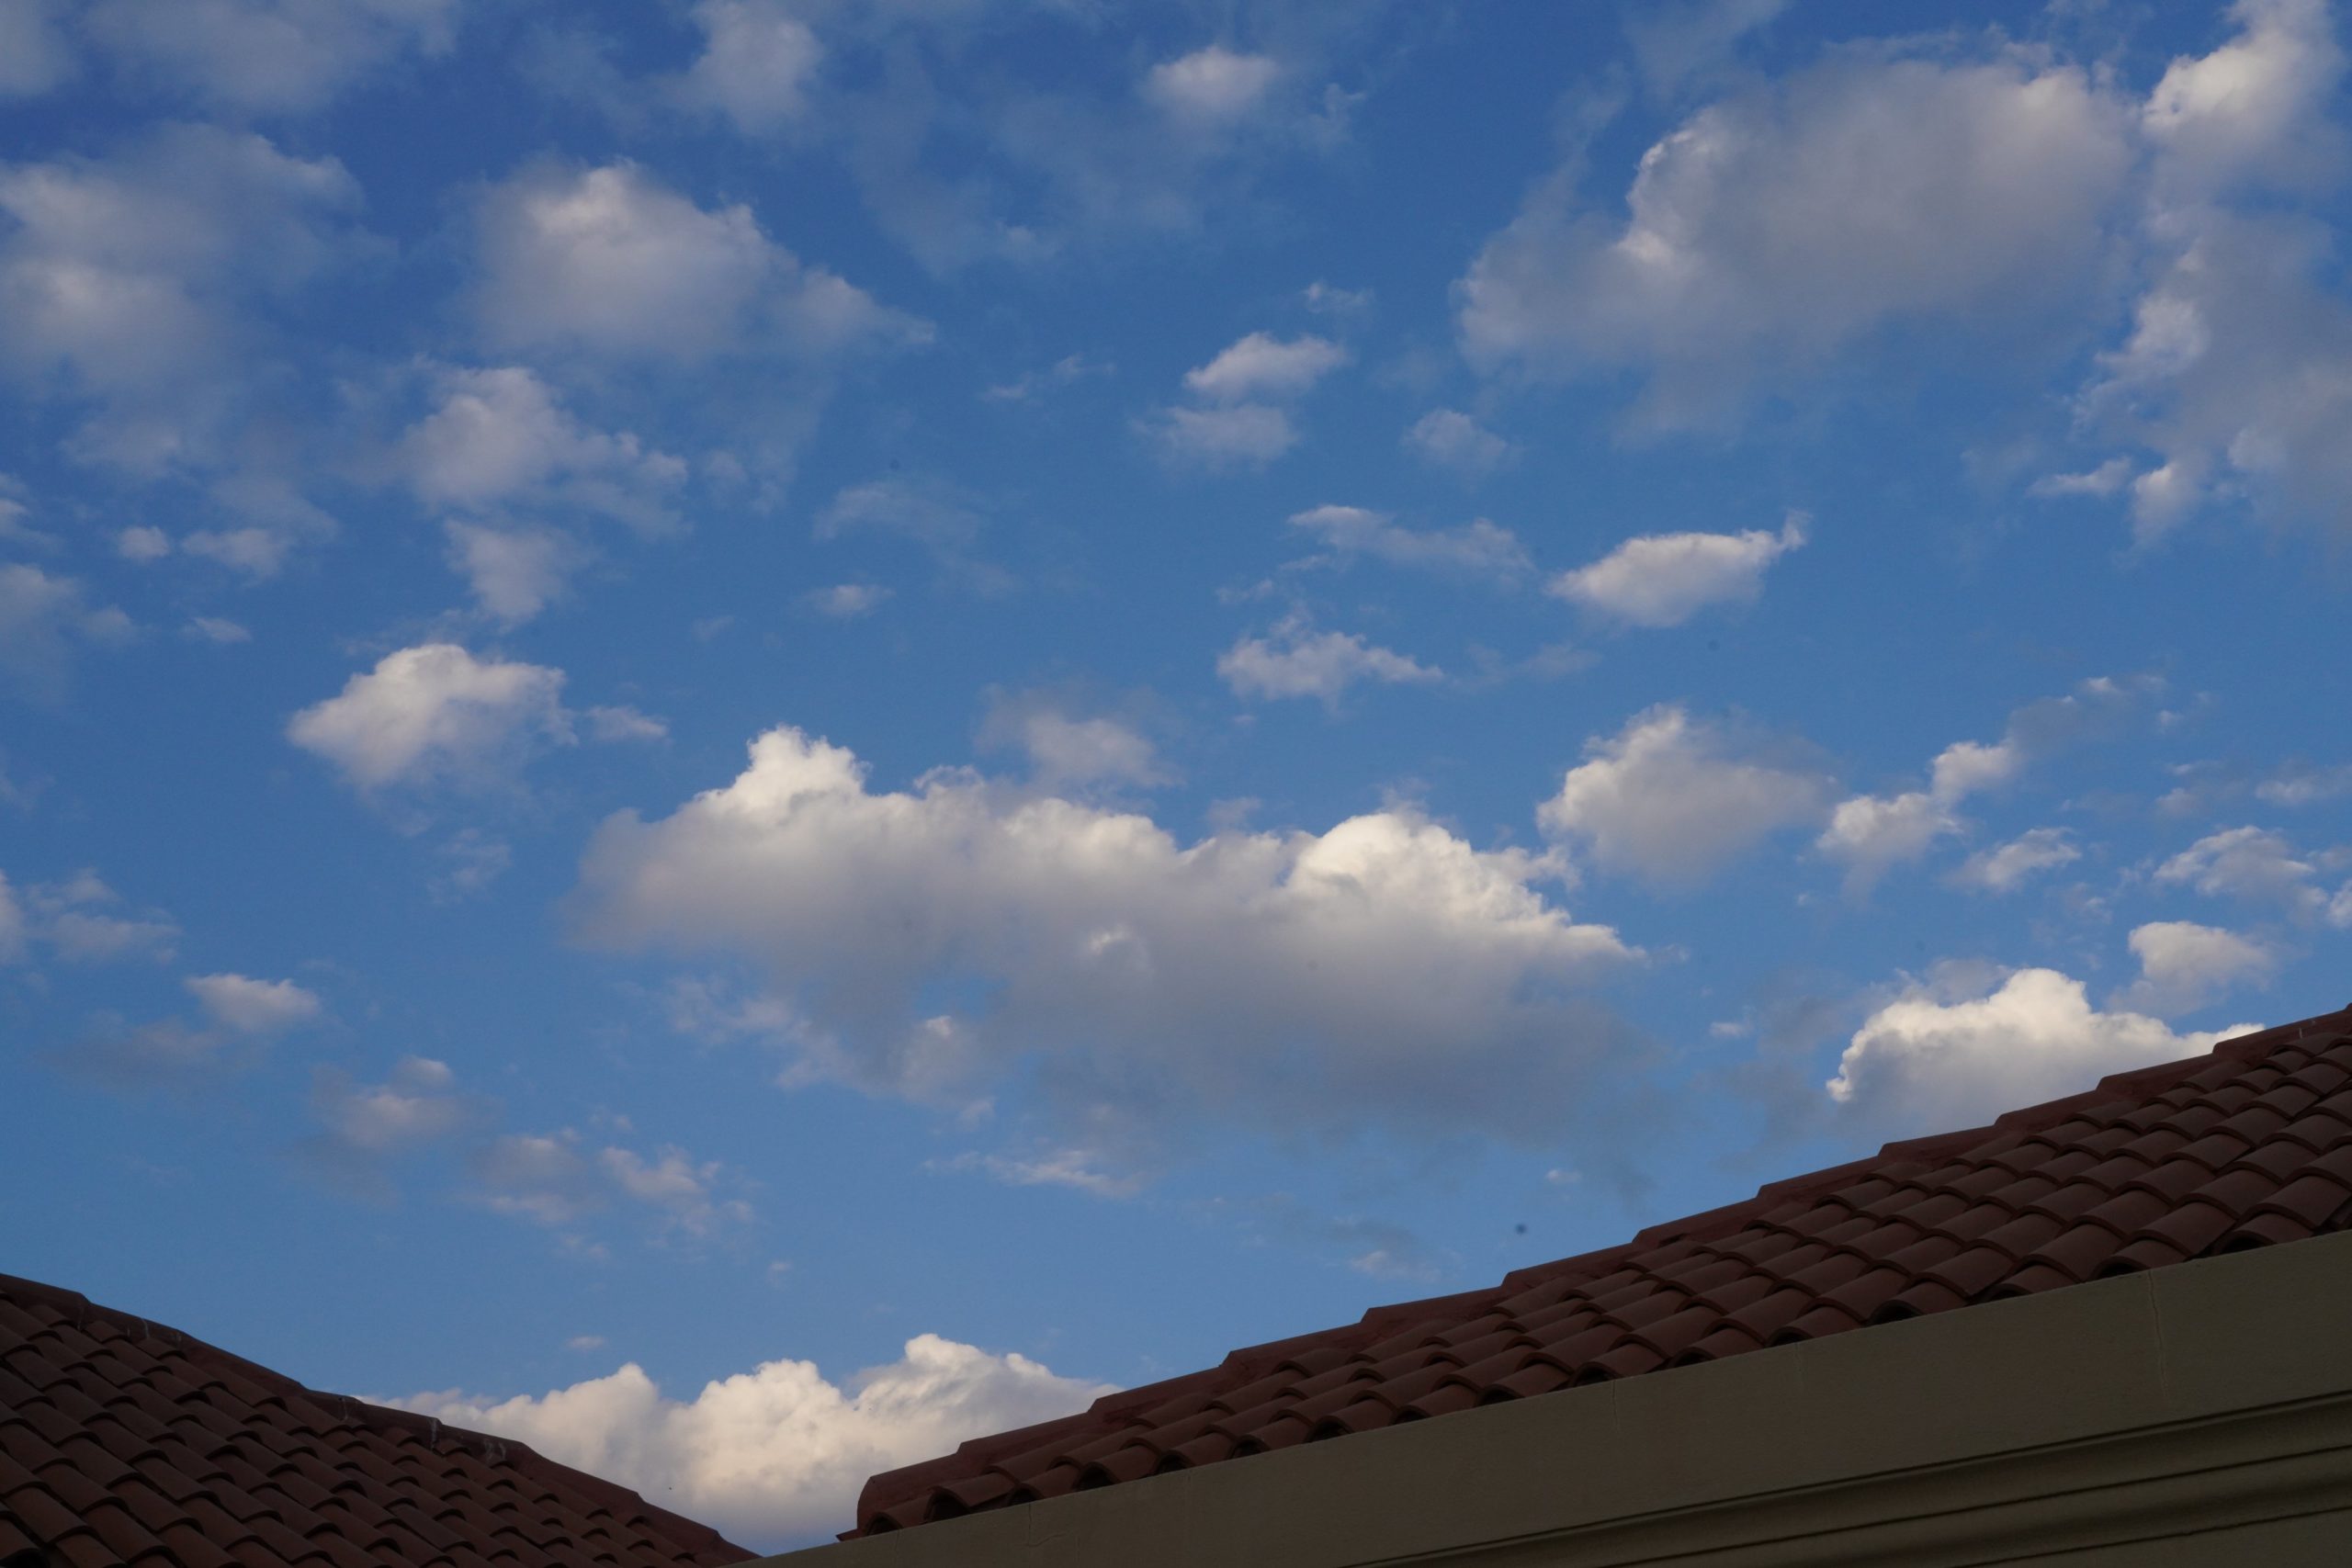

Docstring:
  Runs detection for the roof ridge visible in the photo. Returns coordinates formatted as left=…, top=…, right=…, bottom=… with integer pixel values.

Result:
left=0, top=1269, right=747, bottom=1563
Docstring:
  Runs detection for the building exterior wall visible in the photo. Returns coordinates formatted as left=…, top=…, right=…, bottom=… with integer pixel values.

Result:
left=762, top=1230, right=2352, bottom=1567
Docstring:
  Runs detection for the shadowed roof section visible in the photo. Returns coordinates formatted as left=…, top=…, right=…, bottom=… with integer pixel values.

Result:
left=852, top=1002, right=2352, bottom=1539
left=0, top=1274, right=754, bottom=1568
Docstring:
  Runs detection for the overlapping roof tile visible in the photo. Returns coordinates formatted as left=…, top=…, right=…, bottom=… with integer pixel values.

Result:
left=0, top=1274, right=752, bottom=1568
left=852, top=1002, right=2352, bottom=1538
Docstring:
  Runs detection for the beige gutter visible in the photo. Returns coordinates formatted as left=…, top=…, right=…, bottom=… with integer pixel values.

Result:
left=762, top=1230, right=2352, bottom=1566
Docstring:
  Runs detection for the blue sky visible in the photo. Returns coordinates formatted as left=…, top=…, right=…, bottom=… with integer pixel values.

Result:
left=6, top=0, right=2352, bottom=1549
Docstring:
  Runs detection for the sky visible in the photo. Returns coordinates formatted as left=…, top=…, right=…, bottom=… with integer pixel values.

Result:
left=5, top=0, right=2352, bottom=1551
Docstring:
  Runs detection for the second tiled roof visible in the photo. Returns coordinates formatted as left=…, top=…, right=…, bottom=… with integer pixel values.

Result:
left=854, top=1003, right=2352, bottom=1537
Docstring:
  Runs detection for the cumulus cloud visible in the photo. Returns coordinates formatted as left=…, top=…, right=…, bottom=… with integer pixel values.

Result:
left=1458, top=48, right=2132, bottom=421
left=444, top=522, right=582, bottom=626
left=1287, top=504, right=1530, bottom=580
left=467, top=1127, right=753, bottom=1239
left=2116, top=920, right=2278, bottom=1015
left=1402, top=409, right=1516, bottom=477
left=472, top=162, right=923, bottom=364
left=2141, top=0, right=2344, bottom=199
left=0, top=124, right=362, bottom=468
left=1817, top=678, right=2149, bottom=891
left=801, top=582, right=892, bottom=619
left=390, top=1336, right=1114, bottom=1550
left=11, top=871, right=179, bottom=964
left=1182, top=333, right=1347, bottom=402
left=1549, top=513, right=1805, bottom=626
left=1145, top=331, right=1343, bottom=468
left=1950, top=827, right=2082, bottom=893
left=1144, top=403, right=1296, bottom=468
left=288, top=644, right=572, bottom=793
left=298, top=1055, right=476, bottom=1194
left=0, top=0, right=74, bottom=98
left=186, top=972, right=322, bottom=1033
left=1826, top=967, right=2260, bottom=1134
left=400, top=364, right=686, bottom=533
left=1216, top=615, right=1441, bottom=704
left=2155, top=825, right=2352, bottom=924
left=1142, top=45, right=1283, bottom=128
left=1540, top=705, right=1831, bottom=885
left=0, top=564, right=133, bottom=702
left=981, top=702, right=1170, bottom=791
left=82, top=0, right=458, bottom=113
left=676, top=0, right=823, bottom=136
left=2054, top=1, right=2352, bottom=543
left=0, top=870, right=24, bottom=962
left=58, top=958, right=323, bottom=1091
left=570, top=727, right=1640, bottom=1160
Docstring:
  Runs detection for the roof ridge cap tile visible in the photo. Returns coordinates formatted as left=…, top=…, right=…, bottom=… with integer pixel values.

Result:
left=0, top=1270, right=753, bottom=1565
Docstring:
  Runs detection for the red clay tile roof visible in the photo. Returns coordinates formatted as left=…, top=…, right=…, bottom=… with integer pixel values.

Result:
left=0, top=1274, right=754, bottom=1568
left=853, top=1002, right=2352, bottom=1538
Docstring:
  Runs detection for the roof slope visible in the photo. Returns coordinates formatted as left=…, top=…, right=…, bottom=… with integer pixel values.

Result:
left=854, top=1003, right=2352, bottom=1538
left=0, top=1274, right=754, bottom=1568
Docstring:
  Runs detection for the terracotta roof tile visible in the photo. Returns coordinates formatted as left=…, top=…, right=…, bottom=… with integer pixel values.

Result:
left=0, top=1275, right=753, bottom=1568
left=849, top=1002, right=2352, bottom=1540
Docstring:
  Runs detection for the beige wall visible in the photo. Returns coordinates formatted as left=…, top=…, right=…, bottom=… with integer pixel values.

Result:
left=763, top=1231, right=2352, bottom=1567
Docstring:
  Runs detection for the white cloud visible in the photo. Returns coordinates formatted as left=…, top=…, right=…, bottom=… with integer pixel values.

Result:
left=287, top=643, right=572, bottom=792
left=2028, top=457, right=2135, bottom=499
left=1624, top=0, right=1787, bottom=96
left=311, top=1056, right=469, bottom=1156
left=1827, top=967, right=2260, bottom=1134
left=116, top=525, right=171, bottom=561
left=1287, top=504, right=1530, bottom=579
left=1216, top=615, right=1441, bottom=704
left=2257, top=763, right=2352, bottom=807
left=473, top=162, right=922, bottom=364
left=801, top=582, right=892, bottom=619
left=1143, top=46, right=1282, bottom=128
left=2155, top=825, right=2348, bottom=923
left=677, top=0, right=823, bottom=135
left=570, top=727, right=1638, bottom=1156
left=390, top=1336, right=1114, bottom=1551
left=1815, top=791, right=1958, bottom=893
left=14, top=871, right=178, bottom=964
left=1951, top=827, right=2082, bottom=893
left=444, top=522, right=581, bottom=626
left=2117, top=920, right=2278, bottom=1015
left=1539, top=705, right=1830, bottom=884
left=0, top=564, right=132, bottom=701
left=431, top=828, right=512, bottom=902
left=1145, top=403, right=1296, bottom=468
left=0, top=125, right=359, bottom=414
left=469, top=1128, right=751, bottom=1237
left=933, top=1147, right=1142, bottom=1200
left=2062, top=3, right=2352, bottom=543
left=0, top=870, right=25, bottom=962
left=1302, top=280, right=1372, bottom=315
left=0, top=0, right=74, bottom=97
left=400, top=365, right=685, bottom=532
left=1402, top=409, right=1516, bottom=477
left=1549, top=513, right=1805, bottom=626
left=1818, top=678, right=2146, bottom=891
left=1459, top=50, right=2132, bottom=421
left=183, top=615, right=252, bottom=644
left=986, top=708, right=1170, bottom=791
left=82, top=0, right=458, bottom=113
left=817, top=479, right=981, bottom=552
left=1182, top=333, right=1347, bottom=402
left=586, top=705, right=667, bottom=745
left=186, top=973, right=322, bottom=1034
left=2142, top=0, right=2345, bottom=198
